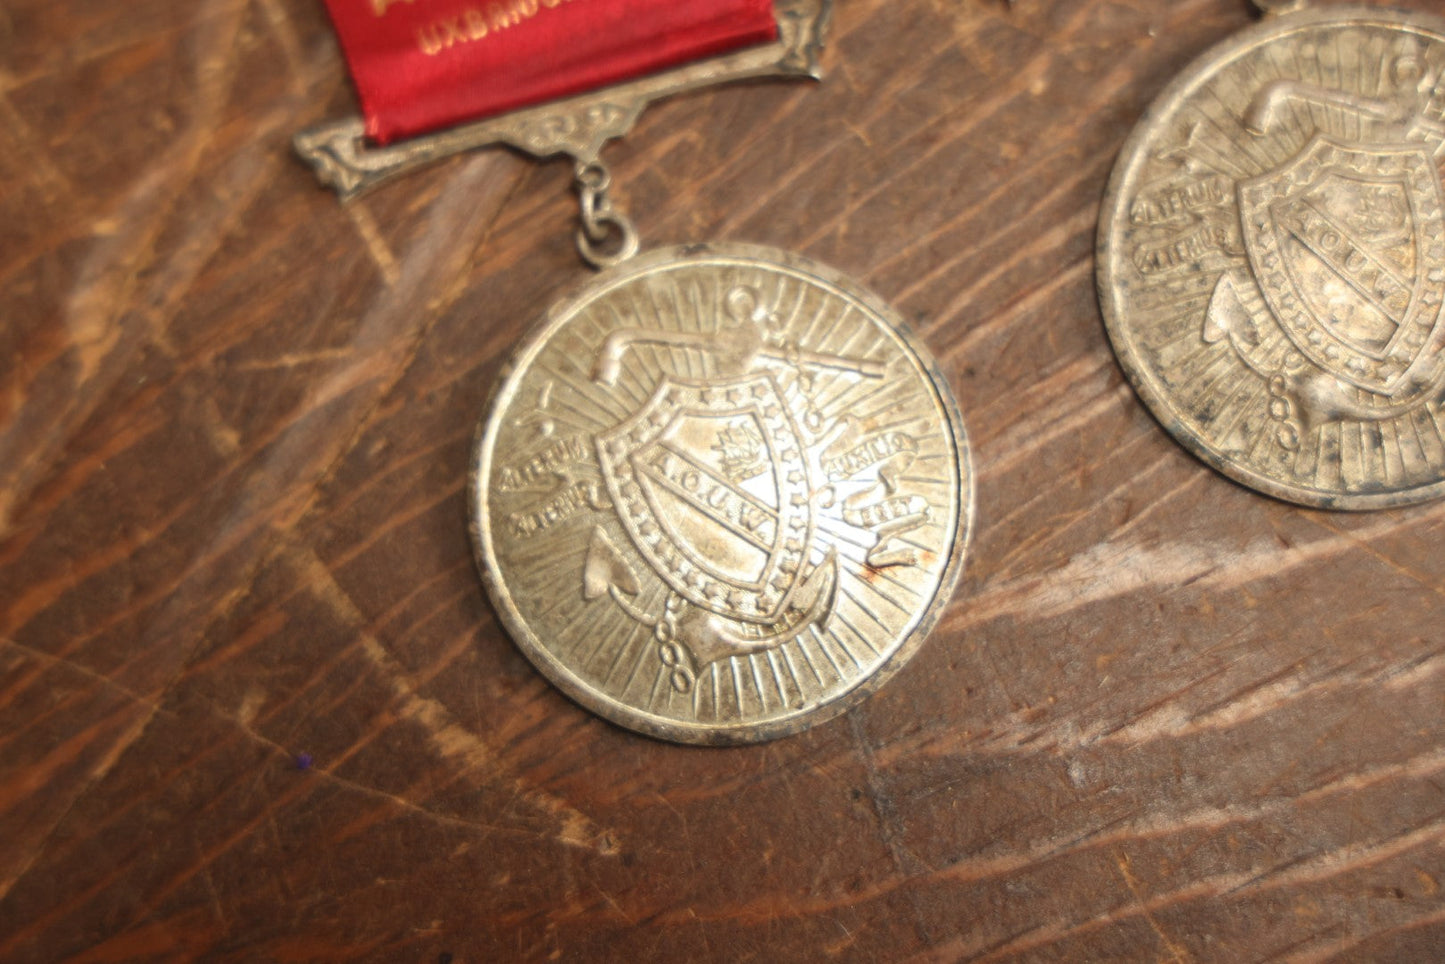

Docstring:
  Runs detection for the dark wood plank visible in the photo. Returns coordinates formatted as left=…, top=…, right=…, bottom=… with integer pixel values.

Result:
left=4, top=0, right=1445, bottom=960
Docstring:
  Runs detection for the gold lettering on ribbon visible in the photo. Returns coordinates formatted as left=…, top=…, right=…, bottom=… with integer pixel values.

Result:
left=414, top=0, right=583, bottom=56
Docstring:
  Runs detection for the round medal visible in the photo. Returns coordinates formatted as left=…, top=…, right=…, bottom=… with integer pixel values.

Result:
left=1099, top=4, right=1445, bottom=509
left=470, top=244, right=973, bottom=744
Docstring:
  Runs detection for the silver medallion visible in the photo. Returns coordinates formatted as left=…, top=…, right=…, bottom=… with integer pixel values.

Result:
left=470, top=244, right=973, bottom=743
left=1099, top=3, right=1445, bottom=509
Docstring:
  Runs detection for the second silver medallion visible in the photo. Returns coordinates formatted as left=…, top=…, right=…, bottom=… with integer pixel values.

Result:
left=1100, top=3, right=1445, bottom=509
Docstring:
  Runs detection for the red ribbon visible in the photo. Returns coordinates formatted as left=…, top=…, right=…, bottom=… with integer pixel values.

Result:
left=321, top=0, right=779, bottom=144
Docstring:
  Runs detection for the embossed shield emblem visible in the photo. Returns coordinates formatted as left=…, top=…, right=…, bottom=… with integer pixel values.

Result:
left=596, top=374, right=817, bottom=625
left=1239, top=136, right=1445, bottom=395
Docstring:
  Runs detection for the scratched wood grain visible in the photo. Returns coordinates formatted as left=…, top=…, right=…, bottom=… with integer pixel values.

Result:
left=3, top=0, right=1445, bottom=960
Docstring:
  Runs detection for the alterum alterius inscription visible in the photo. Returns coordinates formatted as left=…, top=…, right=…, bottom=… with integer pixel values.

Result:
left=471, top=245, right=972, bottom=743
left=1100, top=7, right=1445, bottom=508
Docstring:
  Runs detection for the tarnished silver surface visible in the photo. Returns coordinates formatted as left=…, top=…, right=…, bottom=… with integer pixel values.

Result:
left=295, top=0, right=832, bottom=201
left=470, top=245, right=973, bottom=744
left=1099, top=3, right=1445, bottom=509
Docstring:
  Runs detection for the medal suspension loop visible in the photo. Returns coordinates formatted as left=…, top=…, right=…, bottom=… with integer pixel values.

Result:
left=574, top=160, right=640, bottom=270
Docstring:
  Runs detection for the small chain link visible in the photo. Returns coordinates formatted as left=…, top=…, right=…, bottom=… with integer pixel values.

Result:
left=573, top=161, right=640, bottom=270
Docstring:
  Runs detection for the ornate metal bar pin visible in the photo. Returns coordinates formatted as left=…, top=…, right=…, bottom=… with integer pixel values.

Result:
left=297, top=0, right=829, bottom=263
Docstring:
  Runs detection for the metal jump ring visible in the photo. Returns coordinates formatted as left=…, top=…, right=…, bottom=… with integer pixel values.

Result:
left=576, top=212, right=640, bottom=270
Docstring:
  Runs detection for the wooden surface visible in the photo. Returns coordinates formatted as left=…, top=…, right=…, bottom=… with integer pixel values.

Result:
left=4, top=0, right=1445, bottom=960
